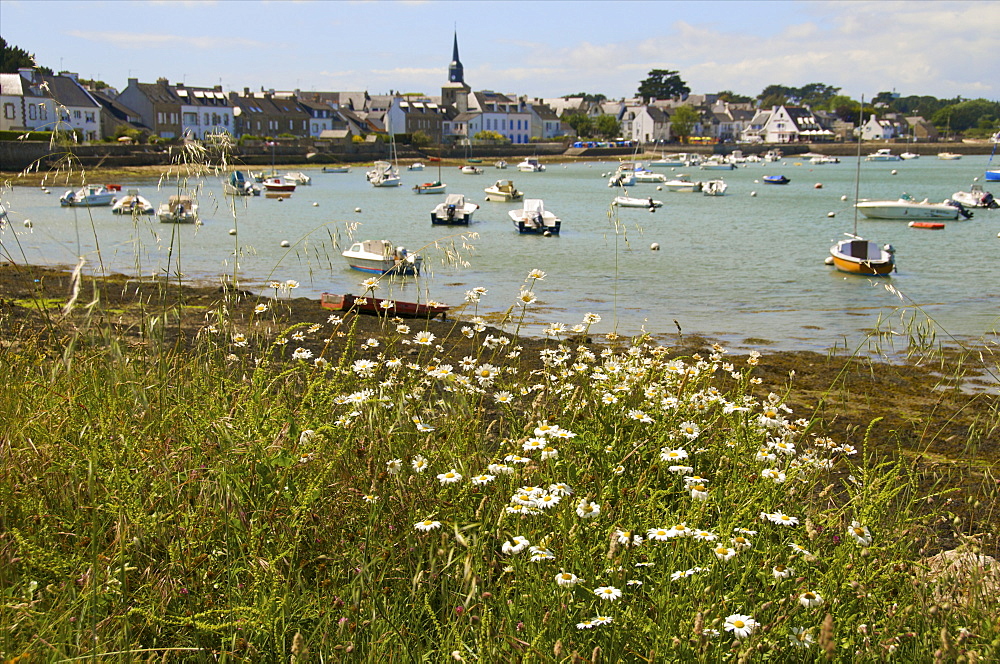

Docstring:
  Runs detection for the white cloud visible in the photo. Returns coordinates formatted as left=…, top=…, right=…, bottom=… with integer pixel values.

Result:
left=66, top=30, right=269, bottom=51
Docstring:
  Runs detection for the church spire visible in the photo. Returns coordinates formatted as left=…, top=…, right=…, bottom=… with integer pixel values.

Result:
left=448, top=30, right=464, bottom=84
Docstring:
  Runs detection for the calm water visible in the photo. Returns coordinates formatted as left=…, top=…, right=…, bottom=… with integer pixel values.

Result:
left=2, top=156, right=998, bottom=351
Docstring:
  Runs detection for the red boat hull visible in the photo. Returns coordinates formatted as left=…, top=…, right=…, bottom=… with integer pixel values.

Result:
left=320, top=293, right=449, bottom=320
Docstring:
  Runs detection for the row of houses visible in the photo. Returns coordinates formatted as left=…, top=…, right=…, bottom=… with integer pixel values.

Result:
left=0, top=34, right=941, bottom=147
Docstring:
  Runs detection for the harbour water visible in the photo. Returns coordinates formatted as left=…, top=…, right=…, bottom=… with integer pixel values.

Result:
left=2, top=155, right=997, bottom=351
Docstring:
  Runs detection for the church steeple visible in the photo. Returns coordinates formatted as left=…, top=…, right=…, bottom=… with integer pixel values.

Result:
left=448, top=30, right=464, bottom=84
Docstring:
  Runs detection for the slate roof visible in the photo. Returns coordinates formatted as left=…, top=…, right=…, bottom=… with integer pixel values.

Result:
left=39, top=74, right=99, bottom=108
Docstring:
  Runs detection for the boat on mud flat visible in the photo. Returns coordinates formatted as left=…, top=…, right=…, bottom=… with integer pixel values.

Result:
left=321, top=292, right=449, bottom=320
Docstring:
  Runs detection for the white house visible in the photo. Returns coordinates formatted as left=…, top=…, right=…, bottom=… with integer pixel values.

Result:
left=469, top=91, right=531, bottom=144
left=0, top=70, right=55, bottom=132
left=757, top=106, right=830, bottom=143
left=632, top=105, right=673, bottom=144
left=861, top=114, right=903, bottom=141
left=174, top=83, right=234, bottom=139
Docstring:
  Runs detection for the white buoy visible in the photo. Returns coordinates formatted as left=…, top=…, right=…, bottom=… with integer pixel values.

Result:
left=891, top=169, right=898, bottom=175
left=280, top=240, right=290, bottom=247
left=229, top=228, right=237, bottom=235
left=754, top=179, right=760, bottom=184
left=841, top=195, right=848, bottom=201
left=827, top=212, right=836, bottom=217
left=824, top=256, right=834, bottom=266
left=543, top=231, right=552, bottom=237
left=814, top=183, right=823, bottom=189
left=650, top=242, right=660, bottom=251
left=23, top=219, right=32, bottom=228
left=750, top=191, right=757, bottom=197
left=649, top=207, right=656, bottom=213
left=312, top=202, right=318, bottom=207
left=973, top=176, right=979, bottom=182
left=656, top=185, right=662, bottom=191
left=355, top=207, right=362, bottom=213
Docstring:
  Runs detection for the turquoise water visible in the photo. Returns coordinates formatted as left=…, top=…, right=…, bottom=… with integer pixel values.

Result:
left=2, top=156, right=998, bottom=351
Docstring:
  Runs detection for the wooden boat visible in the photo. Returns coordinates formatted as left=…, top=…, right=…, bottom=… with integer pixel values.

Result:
left=321, top=292, right=449, bottom=320
left=484, top=179, right=523, bottom=202
left=342, top=239, right=422, bottom=275
left=157, top=195, right=199, bottom=224
left=509, top=199, right=560, bottom=235
left=763, top=175, right=790, bottom=185
left=908, top=221, right=946, bottom=230
left=111, top=189, right=154, bottom=214
left=431, top=193, right=478, bottom=225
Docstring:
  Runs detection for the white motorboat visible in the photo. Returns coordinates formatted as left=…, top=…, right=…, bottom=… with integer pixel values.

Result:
left=157, top=195, right=199, bottom=224
left=900, top=152, right=920, bottom=160
left=342, top=239, right=422, bottom=275
left=612, top=195, right=662, bottom=209
left=494, top=160, right=508, bottom=169
left=284, top=171, right=312, bottom=185
left=865, top=148, right=901, bottom=162
left=322, top=166, right=351, bottom=173
left=516, top=157, right=546, bottom=172
left=367, top=160, right=401, bottom=187
left=951, top=184, right=997, bottom=209
left=431, top=193, right=479, bottom=225
left=408, top=162, right=425, bottom=171
left=263, top=176, right=296, bottom=192
left=608, top=170, right=637, bottom=187
left=856, top=194, right=971, bottom=220
left=509, top=199, right=560, bottom=234
left=224, top=171, right=261, bottom=196
left=648, top=153, right=698, bottom=169
left=632, top=170, right=667, bottom=183
left=663, top=178, right=702, bottom=193
left=809, top=156, right=841, bottom=165
left=111, top=189, right=154, bottom=214
left=461, top=165, right=484, bottom=175
left=699, top=158, right=735, bottom=171
left=937, top=152, right=962, bottom=160
left=60, top=184, right=117, bottom=207
left=702, top=180, right=728, bottom=196
left=484, top=179, right=523, bottom=202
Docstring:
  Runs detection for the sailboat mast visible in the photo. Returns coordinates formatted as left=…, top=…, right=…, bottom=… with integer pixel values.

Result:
left=852, top=94, right=864, bottom=236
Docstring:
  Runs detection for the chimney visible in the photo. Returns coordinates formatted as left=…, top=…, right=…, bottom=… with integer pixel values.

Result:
left=244, top=87, right=250, bottom=97
left=59, top=71, right=79, bottom=81
left=128, top=77, right=138, bottom=89
left=157, top=77, right=169, bottom=86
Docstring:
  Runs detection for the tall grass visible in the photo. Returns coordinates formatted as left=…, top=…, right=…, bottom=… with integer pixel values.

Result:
left=1, top=289, right=997, bottom=661
left=2, top=146, right=998, bottom=661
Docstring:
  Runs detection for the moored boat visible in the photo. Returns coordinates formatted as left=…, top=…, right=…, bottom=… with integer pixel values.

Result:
left=366, top=160, right=401, bottom=187
left=856, top=194, right=971, bottom=220
left=865, top=148, right=900, bottom=162
left=413, top=181, right=447, bottom=194
left=321, top=292, right=449, bottom=320
left=612, top=195, right=662, bottom=209
left=111, top=189, right=154, bottom=214
left=322, top=166, right=351, bottom=173
left=494, top=160, right=508, bottom=169
left=342, top=240, right=422, bottom=275
left=157, top=195, right=199, bottom=224
left=908, top=221, right=946, bottom=230
left=461, top=165, right=484, bottom=175
left=408, top=162, right=425, bottom=171
left=829, top=235, right=896, bottom=275
left=484, top=179, right=523, bottom=202
left=663, top=178, right=702, bottom=193
left=224, top=170, right=261, bottom=196
left=431, top=193, right=479, bottom=225
left=937, top=152, right=962, bottom=160
left=702, top=180, right=728, bottom=196
left=516, top=157, right=546, bottom=172
left=763, top=175, right=790, bottom=185
left=699, top=158, right=735, bottom=171
left=509, top=199, right=560, bottom=234
left=263, top=176, right=296, bottom=192
left=284, top=171, right=312, bottom=185
left=59, top=184, right=117, bottom=207
left=951, top=184, right=997, bottom=209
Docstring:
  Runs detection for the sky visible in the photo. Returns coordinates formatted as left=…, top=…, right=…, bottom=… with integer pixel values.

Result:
left=2, top=0, right=997, bottom=102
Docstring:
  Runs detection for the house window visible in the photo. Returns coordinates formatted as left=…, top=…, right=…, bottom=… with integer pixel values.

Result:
left=73, top=110, right=81, bottom=119
left=3, top=103, right=14, bottom=119
left=85, top=112, right=95, bottom=123
left=28, top=104, right=37, bottom=120
left=39, top=103, right=47, bottom=120
left=204, top=113, right=210, bottom=125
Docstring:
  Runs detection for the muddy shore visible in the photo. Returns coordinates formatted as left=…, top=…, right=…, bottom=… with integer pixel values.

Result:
left=1, top=261, right=998, bottom=544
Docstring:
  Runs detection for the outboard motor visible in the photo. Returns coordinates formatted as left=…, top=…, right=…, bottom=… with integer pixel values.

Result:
left=446, top=204, right=456, bottom=221
left=944, top=199, right=973, bottom=220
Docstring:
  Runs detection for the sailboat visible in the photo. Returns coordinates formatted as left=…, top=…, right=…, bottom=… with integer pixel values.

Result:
left=413, top=155, right=447, bottom=194
left=367, top=117, right=402, bottom=187
left=828, top=95, right=896, bottom=276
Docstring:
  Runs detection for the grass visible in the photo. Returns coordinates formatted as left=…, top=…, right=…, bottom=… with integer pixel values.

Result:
left=2, top=146, right=998, bottom=661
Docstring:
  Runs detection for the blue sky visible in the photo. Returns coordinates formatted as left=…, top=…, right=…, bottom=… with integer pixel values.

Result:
left=2, top=0, right=996, bottom=101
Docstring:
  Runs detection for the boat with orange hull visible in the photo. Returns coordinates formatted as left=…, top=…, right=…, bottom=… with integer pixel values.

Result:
left=320, top=292, right=449, bottom=320
left=828, top=235, right=895, bottom=275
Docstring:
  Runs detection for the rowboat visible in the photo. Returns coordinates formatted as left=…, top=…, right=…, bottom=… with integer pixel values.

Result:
left=612, top=195, right=662, bottom=209
left=763, top=175, right=790, bottom=185
left=828, top=235, right=896, bottom=275
left=908, top=221, right=946, bottom=230
left=321, top=292, right=449, bottom=320
left=413, top=181, right=447, bottom=194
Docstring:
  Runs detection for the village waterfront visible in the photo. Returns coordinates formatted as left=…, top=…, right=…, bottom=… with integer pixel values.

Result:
left=2, top=153, right=997, bottom=352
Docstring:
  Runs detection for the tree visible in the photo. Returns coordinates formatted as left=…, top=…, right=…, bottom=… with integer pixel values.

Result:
left=669, top=106, right=700, bottom=142
left=716, top=90, right=752, bottom=104
left=563, top=92, right=607, bottom=103
left=1, top=37, right=38, bottom=73
left=932, top=99, right=1000, bottom=134
left=757, top=84, right=795, bottom=107
left=798, top=83, right=840, bottom=108
left=561, top=113, right=594, bottom=138
left=594, top=114, right=621, bottom=139
left=473, top=130, right=507, bottom=142
left=637, top=69, right=690, bottom=103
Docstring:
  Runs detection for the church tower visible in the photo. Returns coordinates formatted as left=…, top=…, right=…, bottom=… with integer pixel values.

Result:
left=442, top=29, right=470, bottom=112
